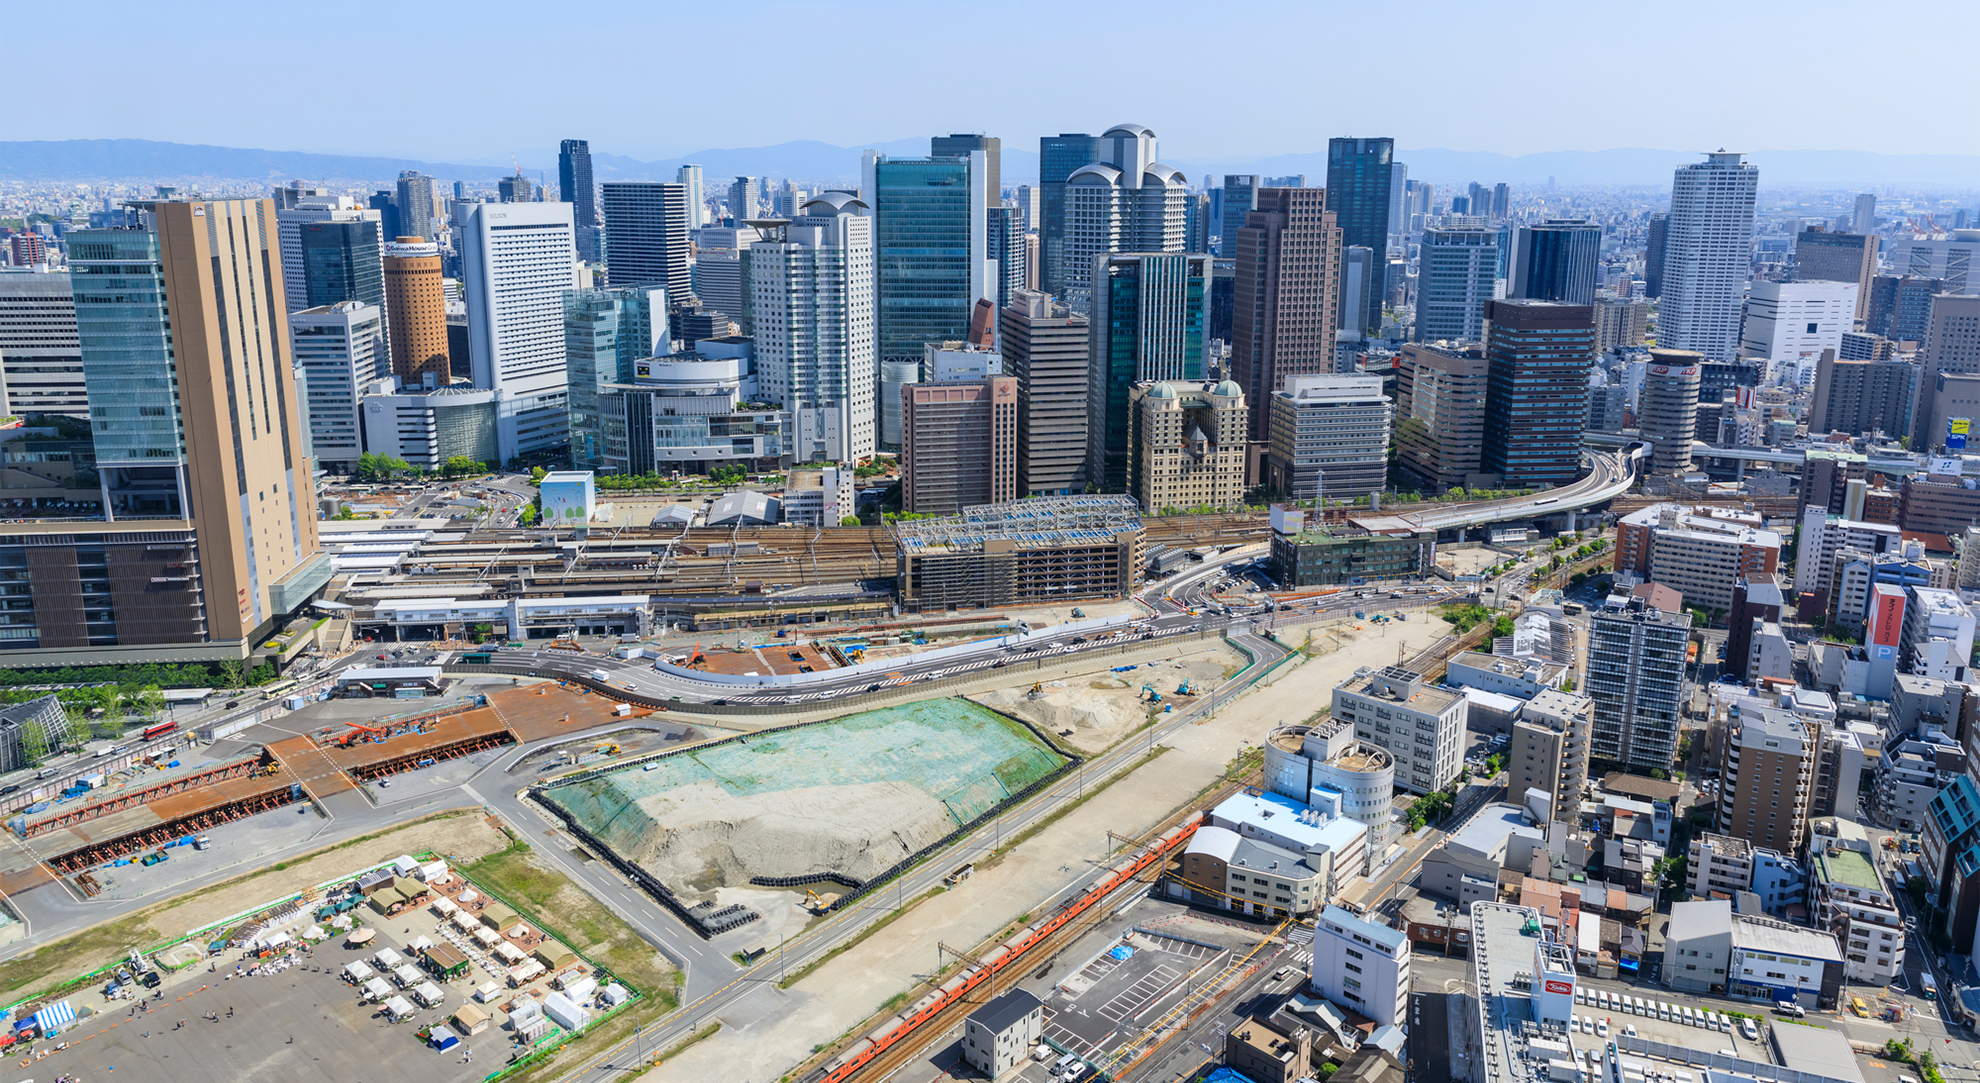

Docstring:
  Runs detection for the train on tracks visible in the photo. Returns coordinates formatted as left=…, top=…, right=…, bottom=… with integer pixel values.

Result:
left=810, top=816, right=1202, bottom=1083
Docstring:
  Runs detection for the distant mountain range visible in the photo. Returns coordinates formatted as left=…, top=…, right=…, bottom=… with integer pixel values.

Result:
left=5, top=138, right=1977, bottom=190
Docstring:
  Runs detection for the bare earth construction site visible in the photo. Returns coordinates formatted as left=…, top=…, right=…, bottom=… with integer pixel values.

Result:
left=540, top=700, right=1070, bottom=906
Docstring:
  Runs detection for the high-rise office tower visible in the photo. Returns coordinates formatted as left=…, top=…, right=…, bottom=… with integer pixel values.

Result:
left=1338, top=246, right=1375, bottom=344
left=864, top=151, right=989, bottom=365
left=1491, top=182, right=1509, bottom=220
left=901, top=373, right=1017, bottom=514
left=559, top=139, right=599, bottom=262
left=1467, top=183, right=1490, bottom=219
left=291, top=301, right=384, bottom=473
left=1060, top=125, right=1190, bottom=314
left=1914, top=295, right=1980, bottom=449
left=558, top=139, right=596, bottom=224
left=1639, top=349, right=1704, bottom=475
left=274, top=192, right=384, bottom=317
left=1884, top=230, right=1980, bottom=293
left=676, top=165, right=706, bottom=230
left=1086, top=252, right=1211, bottom=491
left=749, top=193, right=876, bottom=463
left=461, top=201, right=583, bottom=462
left=1415, top=227, right=1499, bottom=343
left=1659, top=151, right=1758, bottom=360
left=381, top=237, right=450, bottom=387
left=1809, top=350, right=1919, bottom=439
left=1326, top=138, right=1396, bottom=335
left=1016, top=185, right=1039, bottom=233
left=1853, top=193, right=1877, bottom=235
left=1230, top=187, right=1343, bottom=443
left=1264, top=374, right=1392, bottom=501
left=1395, top=342, right=1491, bottom=491
left=1003, top=290, right=1090, bottom=496
left=1185, top=192, right=1211, bottom=254
left=1586, top=591, right=1689, bottom=771
left=563, top=287, right=668, bottom=471
left=1794, top=226, right=1877, bottom=320
left=0, top=272, right=87, bottom=417
left=728, top=176, right=762, bottom=222
left=368, top=190, right=401, bottom=248
left=71, top=198, right=324, bottom=652
left=1643, top=212, right=1669, bottom=300
left=1508, top=220, right=1601, bottom=305
left=1038, top=133, right=1102, bottom=296
left=769, top=181, right=809, bottom=219
left=986, top=206, right=1025, bottom=308
left=1219, top=175, right=1259, bottom=257
left=1480, top=299, right=1594, bottom=488
left=498, top=174, right=535, bottom=204
left=1387, top=162, right=1409, bottom=243
left=1868, top=275, right=1945, bottom=344
left=930, top=134, right=1000, bottom=206
left=1593, top=297, right=1650, bottom=353
left=396, top=170, right=439, bottom=242
left=600, top=182, right=692, bottom=300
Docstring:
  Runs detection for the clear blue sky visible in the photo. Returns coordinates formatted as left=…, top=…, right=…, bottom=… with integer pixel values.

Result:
left=11, top=0, right=1971, bottom=163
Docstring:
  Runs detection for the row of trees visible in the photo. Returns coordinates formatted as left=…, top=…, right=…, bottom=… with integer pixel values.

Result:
left=354, top=453, right=489, bottom=482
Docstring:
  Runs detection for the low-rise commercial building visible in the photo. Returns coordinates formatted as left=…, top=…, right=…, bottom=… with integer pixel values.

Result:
left=1686, top=832, right=1806, bottom=918
left=1310, top=904, right=1410, bottom=1026
left=961, top=989, right=1042, bottom=1078
left=599, top=349, right=788, bottom=475
left=1667, top=897, right=1845, bottom=1008
left=1420, top=802, right=1548, bottom=911
left=1269, top=518, right=1434, bottom=587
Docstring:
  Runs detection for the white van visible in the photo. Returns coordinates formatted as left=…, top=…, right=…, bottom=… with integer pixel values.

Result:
left=1658, top=1002, right=1674, bottom=1021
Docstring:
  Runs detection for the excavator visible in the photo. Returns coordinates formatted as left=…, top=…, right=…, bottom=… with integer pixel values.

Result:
left=1142, top=683, right=1162, bottom=704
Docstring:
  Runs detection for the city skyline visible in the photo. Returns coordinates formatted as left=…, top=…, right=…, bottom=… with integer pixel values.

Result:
left=9, top=0, right=1974, bottom=167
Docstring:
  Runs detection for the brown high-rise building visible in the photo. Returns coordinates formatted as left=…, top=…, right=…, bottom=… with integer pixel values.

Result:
left=901, top=376, right=1018, bottom=515
left=1394, top=342, right=1489, bottom=492
left=1715, top=706, right=1814, bottom=855
left=1230, top=188, right=1342, bottom=443
left=383, top=236, right=450, bottom=386
left=1794, top=226, right=1877, bottom=321
left=1003, top=290, right=1089, bottom=497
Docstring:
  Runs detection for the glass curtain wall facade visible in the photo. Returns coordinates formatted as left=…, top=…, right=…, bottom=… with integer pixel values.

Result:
left=563, top=287, right=667, bottom=471
left=68, top=228, right=187, bottom=516
left=298, top=220, right=385, bottom=312
left=1038, top=134, right=1101, bottom=296
left=871, top=157, right=978, bottom=365
left=1089, top=253, right=1209, bottom=492
left=1325, top=138, right=1396, bottom=334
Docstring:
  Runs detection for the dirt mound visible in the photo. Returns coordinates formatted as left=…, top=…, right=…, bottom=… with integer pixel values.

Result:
left=627, top=779, right=956, bottom=892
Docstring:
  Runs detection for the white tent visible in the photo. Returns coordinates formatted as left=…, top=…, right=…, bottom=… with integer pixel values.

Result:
left=456, top=888, right=478, bottom=904
left=599, top=983, right=629, bottom=1007
left=393, top=964, right=423, bottom=987
left=344, top=960, right=376, bottom=982
left=493, top=942, right=526, bottom=963
left=542, top=990, right=590, bottom=1031
left=407, top=935, right=433, bottom=952
left=383, top=995, right=416, bottom=1021
left=510, top=923, right=531, bottom=938
left=431, top=896, right=459, bottom=917
left=473, top=927, right=501, bottom=947
left=362, top=977, right=393, bottom=1002
left=413, top=981, right=445, bottom=1007
left=374, top=947, right=404, bottom=968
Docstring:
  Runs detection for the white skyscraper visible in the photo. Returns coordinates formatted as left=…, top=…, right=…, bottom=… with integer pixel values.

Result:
left=1853, top=193, right=1876, bottom=235
left=677, top=164, right=706, bottom=230
left=1886, top=230, right=1980, bottom=294
left=1061, top=123, right=1190, bottom=313
left=749, top=193, right=877, bottom=463
left=1739, top=280, right=1858, bottom=382
left=273, top=194, right=382, bottom=315
left=1659, top=151, right=1758, bottom=361
left=290, top=301, right=384, bottom=473
left=461, top=201, right=584, bottom=462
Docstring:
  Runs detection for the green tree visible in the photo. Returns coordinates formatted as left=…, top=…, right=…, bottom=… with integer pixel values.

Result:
left=519, top=501, right=539, bottom=526
left=442, top=455, right=482, bottom=477
left=710, top=464, right=746, bottom=486
left=530, top=466, right=548, bottom=484
left=839, top=515, right=862, bottom=527
left=216, top=658, right=245, bottom=689
left=20, top=719, right=49, bottom=765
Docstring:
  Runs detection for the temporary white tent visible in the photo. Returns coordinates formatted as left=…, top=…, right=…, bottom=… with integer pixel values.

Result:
left=344, top=961, right=376, bottom=982
left=362, top=977, right=393, bottom=1002
left=383, top=995, right=416, bottom=1021
left=413, top=981, right=445, bottom=1007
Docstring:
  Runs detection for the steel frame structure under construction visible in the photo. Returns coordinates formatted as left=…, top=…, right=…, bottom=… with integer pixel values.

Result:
left=892, top=495, right=1146, bottom=610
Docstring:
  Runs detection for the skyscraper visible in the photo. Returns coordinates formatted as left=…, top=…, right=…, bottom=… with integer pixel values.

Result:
left=600, top=182, right=692, bottom=300
left=1038, top=133, right=1101, bottom=297
left=461, top=201, right=583, bottom=463
left=728, top=176, right=762, bottom=222
left=1491, top=182, right=1510, bottom=221
left=1587, top=592, right=1690, bottom=771
left=1639, top=349, right=1704, bottom=475
left=1061, top=124, right=1190, bottom=313
left=1867, top=275, right=1944, bottom=344
left=498, top=174, right=535, bottom=204
left=274, top=192, right=383, bottom=316
left=1219, top=175, right=1259, bottom=257
left=1387, top=162, right=1409, bottom=243
left=563, top=287, right=668, bottom=471
left=1264, top=375, right=1392, bottom=501
left=1508, top=220, right=1601, bottom=305
left=395, top=170, right=439, bottom=242
left=1794, top=226, right=1877, bottom=320
left=1643, top=212, right=1669, bottom=299
left=748, top=193, right=877, bottom=463
left=1087, top=252, right=1211, bottom=491
left=1853, top=193, right=1877, bottom=235
left=864, top=152, right=989, bottom=365
left=1395, top=342, right=1490, bottom=492
left=930, top=134, right=1001, bottom=206
left=986, top=206, right=1025, bottom=307
left=559, top=139, right=599, bottom=262
left=1185, top=192, right=1211, bottom=254
left=1230, top=187, right=1343, bottom=442
left=677, top=165, right=706, bottom=230
left=295, top=220, right=386, bottom=321
left=901, top=374, right=1017, bottom=514
left=1003, top=290, right=1089, bottom=497
left=1325, top=138, right=1396, bottom=334
left=1415, top=227, right=1499, bottom=343
left=1914, top=294, right=1980, bottom=450
left=291, top=301, right=384, bottom=473
left=0, top=272, right=86, bottom=417
left=381, top=237, right=450, bottom=387
left=1659, top=151, right=1758, bottom=360
left=71, top=197, right=325, bottom=652
left=1480, top=299, right=1594, bottom=488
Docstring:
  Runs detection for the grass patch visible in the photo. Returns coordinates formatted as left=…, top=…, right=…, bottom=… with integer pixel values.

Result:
left=779, top=887, right=944, bottom=989
left=881, top=991, right=911, bottom=1012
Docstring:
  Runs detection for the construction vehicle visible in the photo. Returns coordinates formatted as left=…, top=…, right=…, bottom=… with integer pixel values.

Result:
left=802, top=887, right=841, bottom=913
left=1028, top=681, right=1044, bottom=699
left=1142, top=683, right=1162, bottom=704
left=594, top=742, right=620, bottom=757
left=546, top=634, right=586, bottom=654
left=1175, top=679, right=1195, bottom=696
left=684, top=643, right=706, bottom=668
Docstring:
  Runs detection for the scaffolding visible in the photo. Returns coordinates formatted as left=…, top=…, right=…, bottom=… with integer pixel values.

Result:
left=894, top=496, right=1146, bottom=610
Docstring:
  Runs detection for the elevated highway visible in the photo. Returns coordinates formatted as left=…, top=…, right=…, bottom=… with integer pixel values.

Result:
left=1382, top=442, right=1647, bottom=533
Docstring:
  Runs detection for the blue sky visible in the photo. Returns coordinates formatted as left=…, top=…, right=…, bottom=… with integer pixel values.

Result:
left=11, top=0, right=1972, bottom=163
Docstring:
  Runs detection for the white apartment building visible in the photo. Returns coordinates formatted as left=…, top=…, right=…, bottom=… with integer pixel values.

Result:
left=1309, top=904, right=1410, bottom=1026
left=1887, top=230, right=1980, bottom=293
left=1332, top=665, right=1467, bottom=795
left=1900, top=587, right=1976, bottom=680
left=1659, top=152, right=1758, bottom=361
left=290, top=302, right=384, bottom=473
left=748, top=193, right=877, bottom=464
left=461, top=201, right=583, bottom=463
left=1793, top=508, right=1901, bottom=596
left=1812, top=827, right=1905, bottom=986
left=1686, top=833, right=1806, bottom=917
left=1740, top=280, right=1858, bottom=382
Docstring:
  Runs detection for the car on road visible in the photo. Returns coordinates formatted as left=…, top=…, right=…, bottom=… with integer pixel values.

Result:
left=0, top=784, right=17, bottom=795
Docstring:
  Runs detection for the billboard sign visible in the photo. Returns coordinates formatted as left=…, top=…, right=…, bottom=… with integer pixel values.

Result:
left=1930, top=456, right=1962, bottom=477
left=1869, top=587, right=1905, bottom=650
left=1950, top=418, right=1971, bottom=450
left=1545, top=979, right=1574, bottom=995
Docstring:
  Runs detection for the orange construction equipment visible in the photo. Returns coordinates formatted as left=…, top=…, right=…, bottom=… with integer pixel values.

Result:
left=685, top=643, right=706, bottom=668
left=546, top=635, right=586, bottom=654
